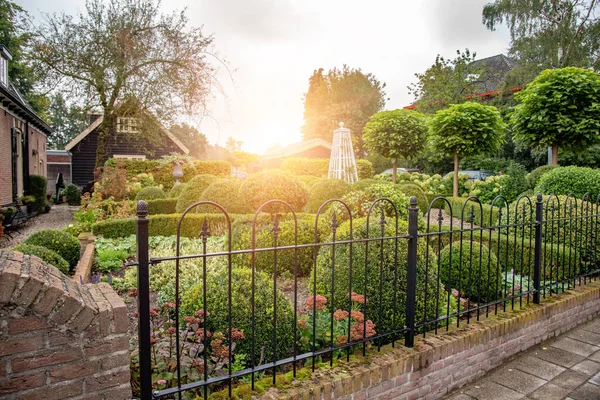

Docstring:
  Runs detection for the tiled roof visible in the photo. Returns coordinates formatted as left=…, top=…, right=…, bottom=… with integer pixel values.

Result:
left=467, top=54, right=519, bottom=93
left=0, top=78, right=52, bottom=134
left=261, top=138, right=332, bottom=160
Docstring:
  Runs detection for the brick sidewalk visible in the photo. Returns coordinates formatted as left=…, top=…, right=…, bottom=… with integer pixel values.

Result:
left=444, top=318, right=600, bottom=400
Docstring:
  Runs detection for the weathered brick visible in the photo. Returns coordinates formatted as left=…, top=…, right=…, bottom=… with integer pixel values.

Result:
left=0, top=373, right=45, bottom=395
left=100, top=352, right=129, bottom=371
left=12, top=347, right=82, bottom=373
left=16, top=379, right=83, bottom=400
left=92, top=384, right=131, bottom=400
left=0, top=259, right=22, bottom=304
left=85, top=370, right=130, bottom=393
left=31, top=273, right=64, bottom=317
left=49, top=278, right=85, bottom=326
left=8, top=315, right=51, bottom=335
left=85, top=335, right=130, bottom=357
left=0, top=334, right=45, bottom=357
left=49, top=360, right=100, bottom=382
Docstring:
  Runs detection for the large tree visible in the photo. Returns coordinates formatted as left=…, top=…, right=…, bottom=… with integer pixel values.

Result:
left=430, top=102, right=505, bottom=197
left=30, top=0, right=217, bottom=168
left=47, top=93, right=88, bottom=149
left=363, top=109, right=428, bottom=184
left=511, top=67, right=600, bottom=165
left=302, top=65, right=386, bottom=156
left=483, top=0, right=600, bottom=83
left=169, top=123, right=209, bottom=159
left=0, top=0, right=47, bottom=114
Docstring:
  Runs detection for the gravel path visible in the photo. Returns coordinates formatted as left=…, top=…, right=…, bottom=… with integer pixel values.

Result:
left=424, top=208, right=480, bottom=229
left=1, top=204, right=78, bottom=249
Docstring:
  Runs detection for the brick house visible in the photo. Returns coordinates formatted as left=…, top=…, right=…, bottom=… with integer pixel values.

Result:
left=0, top=45, right=52, bottom=206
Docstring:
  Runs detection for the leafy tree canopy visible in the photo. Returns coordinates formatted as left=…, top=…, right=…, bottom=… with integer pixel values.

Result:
left=30, top=0, right=218, bottom=168
left=483, top=0, right=600, bottom=83
left=363, top=109, right=428, bottom=183
left=47, top=93, right=88, bottom=149
left=430, top=102, right=505, bottom=196
left=511, top=67, right=600, bottom=164
left=0, top=0, right=48, bottom=114
left=302, top=65, right=386, bottom=156
left=169, top=123, right=209, bottom=159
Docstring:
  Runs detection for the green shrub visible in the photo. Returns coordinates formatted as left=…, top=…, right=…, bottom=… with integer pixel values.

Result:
left=281, top=158, right=373, bottom=179
left=439, top=241, right=501, bottom=302
left=146, top=199, right=178, bottom=215
left=179, top=265, right=294, bottom=363
left=396, top=182, right=429, bottom=213
left=241, top=170, right=308, bottom=213
left=312, top=217, right=450, bottom=336
left=197, top=179, right=250, bottom=214
left=442, top=197, right=501, bottom=227
left=63, top=184, right=83, bottom=206
left=337, top=183, right=410, bottom=221
left=23, top=230, right=80, bottom=268
left=91, top=213, right=235, bottom=238
left=175, top=175, right=218, bottom=213
left=535, top=166, right=600, bottom=198
left=306, top=179, right=350, bottom=213
left=168, top=183, right=188, bottom=198
left=13, top=244, right=69, bottom=275
left=191, top=160, right=232, bottom=177
left=502, top=163, right=529, bottom=203
left=95, top=248, right=128, bottom=272
left=232, top=218, right=319, bottom=277
left=356, top=159, right=374, bottom=179
left=135, top=186, right=166, bottom=201
left=350, top=179, right=379, bottom=191
left=29, top=175, right=47, bottom=213
left=297, top=175, right=322, bottom=188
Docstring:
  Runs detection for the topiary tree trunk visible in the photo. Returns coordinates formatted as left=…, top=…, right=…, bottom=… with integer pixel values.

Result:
left=552, top=144, right=559, bottom=165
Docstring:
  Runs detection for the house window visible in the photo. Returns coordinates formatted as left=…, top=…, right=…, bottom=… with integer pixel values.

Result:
left=114, top=154, right=146, bottom=161
left=117, top=117, right=141, bottom=133
left=0, top=57, right=7, bottom=86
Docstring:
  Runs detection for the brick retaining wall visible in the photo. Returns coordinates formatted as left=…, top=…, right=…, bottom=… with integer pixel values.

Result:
left=263, top=281, right=600, bottom=400
left=0, top=250, right=131, bottom=400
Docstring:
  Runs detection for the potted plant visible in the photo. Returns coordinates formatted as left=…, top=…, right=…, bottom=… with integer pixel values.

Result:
left=19, top=195, right=36, bottom=215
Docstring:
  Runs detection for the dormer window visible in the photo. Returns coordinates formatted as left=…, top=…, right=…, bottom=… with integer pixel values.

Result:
left=0, top=45, right=12, bottom=86
left=117, top=117, right=141, bottom=133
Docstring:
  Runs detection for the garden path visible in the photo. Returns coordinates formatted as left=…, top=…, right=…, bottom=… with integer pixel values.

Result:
left=0, top=204, right=77, bottom=249
left=444, top=318, right=600, bottom=400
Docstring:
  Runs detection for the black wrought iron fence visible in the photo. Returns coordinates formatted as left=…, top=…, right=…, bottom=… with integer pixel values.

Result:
left=133, top=193, right=600, bottom=399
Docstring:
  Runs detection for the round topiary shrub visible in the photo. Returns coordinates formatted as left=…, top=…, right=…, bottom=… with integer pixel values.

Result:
left=13, top=244, right=70, bottom=275
left=168, top=183, right=188, bottom=198
left=306, top=179, right=350, bottom=213
left=535, top=166, right=600, bottom=198
left=197, top=179, right=250, bottom=214
left=179, top=264, right=294, bottom=364
left=135, top=186, right=166, bottom=201
left=23, top=229, right=81, bottom=269
left=63, top=184, right=83, bottom=206
left=312, top=217, right=450, bottom=337
left=241, top=170, right=308, bottom=213
left=175, top=175, right=218, bottom=213
left=396, top=182, right=429, bottom=213
left=439, top=240, right=502, bottom=302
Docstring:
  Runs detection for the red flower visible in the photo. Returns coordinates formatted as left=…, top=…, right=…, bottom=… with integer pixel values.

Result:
left=297, top=319, right=307, bottom=330
left=195, top=309, right=210, bottom=318
left=166, top=327, right=177, bottom=335
left=195, top=329, right=212, bottom=340
left=306, top=295, right=327, bottom=311
left=349, top=292, right=368, bottom=304
left=350, top=311, right=365, bottom=323
left=350, top=320, right=376, bottom=341
left=227, top=328, right=245, bottom=341
left=162, top=302, right=176, bottom=309
left=128, top=288, right=138, bottom=297
left=333, top=309, right=349, bottom=321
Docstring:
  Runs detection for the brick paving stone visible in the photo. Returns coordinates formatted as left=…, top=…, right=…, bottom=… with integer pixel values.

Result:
left=588, top=350, right=600, bottom=363
left=445, top=394, right=475, bottom=400
left=581, top=319, right=600, bottom=332
left=528, top=382, right=571, bottom=400
left=567, top=328, right=600, bottom=346
left=568, top=383, right=600, bottom=400
left=463, top=380, right=523, bottom=400
left=489, top=367, right=547, bottom=395
left=550, top=337, right=600, bottom=357
left=588, top=372, right=600, bottom=386
left=571, top=360, right=600, bottom=377
left=511, top=356, right=566, bottom=381
left=550, top=370, right=590, bottom=391
left=532, top=347, right=586, bottom=368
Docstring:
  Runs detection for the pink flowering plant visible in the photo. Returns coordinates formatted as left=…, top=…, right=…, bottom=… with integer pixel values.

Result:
left=297, top=293, right=376, bottom=359
left=129, top=296, right=244, bottom=398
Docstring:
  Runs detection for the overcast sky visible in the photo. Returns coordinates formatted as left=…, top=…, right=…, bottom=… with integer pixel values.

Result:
left=19, top=0, right=511, bottom=154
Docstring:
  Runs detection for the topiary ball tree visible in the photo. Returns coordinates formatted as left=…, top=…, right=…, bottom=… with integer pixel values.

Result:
left=363, top=109, right=428, bottom=184
left=197, top=179, right=250, bottom=214
left=535, top=166, right=600, bottom=198
left=135, top=186, right=166, bottom=201
left=168, top=182, right=188, bottom=198
left=241, top=170, right=308, bottom=213
left=175, top=174, right=218, bottom=213
left=511, top=67, right=600, bottom=165
left=13, top=244, right=70, bottom=275
left=306, top=179, right=350, bottom=213
left=430, top=102, right=505, bottom=197
left=23, top=229, right=81, bottom=269
left=439, top=240, right=502, bottom=303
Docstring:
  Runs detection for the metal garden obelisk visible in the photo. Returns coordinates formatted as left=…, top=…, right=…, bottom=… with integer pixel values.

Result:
left=328, top=122, right=359, bottom=183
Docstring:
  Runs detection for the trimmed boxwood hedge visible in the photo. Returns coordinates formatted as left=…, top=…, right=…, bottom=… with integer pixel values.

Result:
left=241, top=170, right=309, bottom=213
left=13, top=244, right=70, bottom=275
left=168, top=183, right=188, bottom=198
left=527, top=165, right=558, bottom=190
left=397, top=182, right=429, bottom=213
left=29, top=174, right=47, bottom=213
left=146, top=199, right=178, bottom=215
left=535, top=166, right=600, bottom=198
left=135, top=186, right=166, bottom=201
left=197, top=179, right=250, bottom=214
left=306, top=179, right=350, bottom=213
left=281, top=158, right=374, bottom=179
left=443, top=197, right=502, bottom=227
left=22, top=229, right=80, bottom=269
left=175, top=175, right=218, bottom=213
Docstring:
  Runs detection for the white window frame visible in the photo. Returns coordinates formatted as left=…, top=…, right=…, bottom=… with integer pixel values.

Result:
left=113, top=154, right=146, bottom=161
left=0, top=57, right=7, bottom=86
left=116, top=117, right=141, bottom=133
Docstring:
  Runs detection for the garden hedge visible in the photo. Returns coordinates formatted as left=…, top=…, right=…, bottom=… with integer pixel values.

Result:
left=175, top=174, right=218, bottom=213
left=197, top=179, right=250, bottom=214
left=168, top=183, right=188, bottom=198
left=23, top=229, right=80, bottom=269
left=135, top=186, right=166, bottom=201
left=442, top=197, right=502, bottom=227
left=241, top=170, right=309, bottom=213
left=527, top=165, right=559, bottom=190
left=281, top=157, right=374, bottom=179
left=535, top=166, right=600, bottom=198
left=439, top=240, right=501, bottom=302
left=396, top=182, right=429, bottom=213
left=63, top=184, right=82, bottom=206
left=29, top=174, right=47, bottom=213
left=146, top=199, right=178, bottom=215
left=312, top=217, right=450, bottom=336
left=306, top=179, right=350, bottom=213
left=13, top=244, right=70, bottom=275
